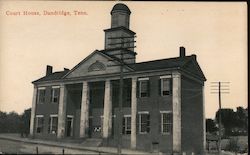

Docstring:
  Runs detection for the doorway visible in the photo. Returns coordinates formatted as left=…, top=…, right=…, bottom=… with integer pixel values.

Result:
left=66, top=115, right=73, bottom=137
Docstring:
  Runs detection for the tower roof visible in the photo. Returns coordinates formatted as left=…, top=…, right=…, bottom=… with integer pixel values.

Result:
left=111, top=3, right=131, bottom=14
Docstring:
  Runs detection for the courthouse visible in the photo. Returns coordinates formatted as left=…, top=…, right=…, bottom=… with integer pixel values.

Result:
left=30, top=3, right=206, bottom=154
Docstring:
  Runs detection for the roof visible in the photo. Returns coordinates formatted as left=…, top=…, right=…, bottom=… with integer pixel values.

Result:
left=111, top=3, right=131, bottom=14
left=32, top=70, right=69, bottom=83
left=100, top=48, right=137, bottom=56
left=32, top=55, right=206, bottom=84
left=128, top=56, right=191, bottom=72
left=104, top=26, right=136, bottom=35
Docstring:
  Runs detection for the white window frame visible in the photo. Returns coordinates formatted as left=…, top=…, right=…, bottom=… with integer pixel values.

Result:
left=49, top=114, right=58, bottom=134
left=160, top=111, right=172, bottom=134
left=37, top=88, right=46, bottom=104
left=160, top=76, right=172, bottom=96
left=138, top=111, right=150, bottom=134
left=67, top=115, right=74, bottom=137
left=138, top=78, right=149, bottom=98
left=123, top=115, right=131, bottom=135
left=35, top=115, right=44, bottom=133
left=51, top=86, right=60, bottom=103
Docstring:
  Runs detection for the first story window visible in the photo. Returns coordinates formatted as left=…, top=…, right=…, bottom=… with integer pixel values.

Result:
left=37, top=88, right=46, bottom=104
left=161, top=111, right=172, bottom=134
left=160, top=76, right=172, bottom=96
left=36, top=115, right=44, bottom=133
left=66, top=115, right=74, bottom=137
left=48, top=115, right=58, bottom=134
left=139, top=112, right=150, bottom=134
left=51, top=87, right=60, bottom=103
left=122, top=115, right=131, bottom=135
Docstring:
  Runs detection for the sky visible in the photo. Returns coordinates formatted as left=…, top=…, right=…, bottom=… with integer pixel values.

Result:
left=0, top=1, right=247, bottom=119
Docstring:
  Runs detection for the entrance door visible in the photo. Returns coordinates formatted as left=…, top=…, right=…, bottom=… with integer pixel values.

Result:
left=91, top=116, right=103, bottom=138
left=66, top=116, right=73, bottom=137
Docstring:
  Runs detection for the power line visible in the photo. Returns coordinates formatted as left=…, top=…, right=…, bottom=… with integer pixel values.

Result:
left=210, top=81, right=230, bottom=155
left=107, top=35, right=136, bottom=155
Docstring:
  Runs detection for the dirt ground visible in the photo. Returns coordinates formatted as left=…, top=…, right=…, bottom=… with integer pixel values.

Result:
left=0, top=139, right=101, bottom=154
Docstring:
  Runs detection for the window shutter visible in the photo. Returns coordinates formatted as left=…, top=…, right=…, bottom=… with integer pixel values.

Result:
left=122, top=117, right=125, bottom=134
left=50, top=88, right=53, bottom=102
left=58, top=88, right=61, bottom=103
left=170, top=113, right=173, bottom=134
left=147, top=114, right=150, bottom=133
left=136, top=114, right=139, bottom=134
left=159, top=113, right=161, bottom=134
left=158, top=79, right=161, bottom=96
left=147, top=80, right=150, bottom=97
left=136, top=81, right=139, bottom=98
left=170, top=79, right=173, bottom=95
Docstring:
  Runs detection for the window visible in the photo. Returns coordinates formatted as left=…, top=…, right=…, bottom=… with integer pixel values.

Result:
left=139, top=78, right=149, bottom=97
left=37, top=88, right=46, bottom=104
left=36, top=115, right=44, bottom=133
left=139, top=112, right=150, bottom=134
left=51, top=87, right=60, bottom=103
left=122, top=115, right=131, bottom=135
left=161, top=112, right=172, bottom=134
left=48, top=115, right=58, bottom=134
left=160, top=76, right=172, bottom=96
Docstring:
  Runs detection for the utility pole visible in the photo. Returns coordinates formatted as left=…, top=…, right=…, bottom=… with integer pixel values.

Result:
left=210, top=81, right=230, bottom=155
left=107, top=35, right=136, bottom=155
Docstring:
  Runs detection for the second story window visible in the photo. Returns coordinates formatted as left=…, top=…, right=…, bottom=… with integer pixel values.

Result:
left=138, top=78, right=150, bottom=98
left=122, top=115, right=131, bottom=135
left=51, top=86, right=60, bottom=103
left=37, top=88, right=46, bottom=104
left=160, top=75, right=172, bottom=96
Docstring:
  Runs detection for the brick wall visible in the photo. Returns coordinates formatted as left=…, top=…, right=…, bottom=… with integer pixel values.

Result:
left=136, top=76, right=172, bottom=152
left=35, top=86, right=59, bottom=139
left=181, top=76, right=204, bottom=155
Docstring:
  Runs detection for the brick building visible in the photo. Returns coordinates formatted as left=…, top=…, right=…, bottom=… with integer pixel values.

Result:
left=30, top=3, right=206, bottom=154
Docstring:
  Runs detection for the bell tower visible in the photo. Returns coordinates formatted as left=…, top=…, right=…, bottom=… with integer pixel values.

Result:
left=103, top=3, right=136, bottom=64
left=111, top=3, right=131, bottom=28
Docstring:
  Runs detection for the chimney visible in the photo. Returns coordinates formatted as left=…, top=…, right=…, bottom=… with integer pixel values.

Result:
left=46, top=65, right=53, bottom=76
left=64, top=68, right=69, bottom=71
left=180, top=46, right=186, bottom=57
left=191, top=54, right=197, bottom=60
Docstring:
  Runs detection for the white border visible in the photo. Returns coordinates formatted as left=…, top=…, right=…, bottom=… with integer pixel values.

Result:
left=160, top=75, right=172, bottom=79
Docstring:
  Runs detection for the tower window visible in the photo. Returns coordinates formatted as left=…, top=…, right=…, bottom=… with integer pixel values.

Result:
left=111, top=14, right=118, bottom=27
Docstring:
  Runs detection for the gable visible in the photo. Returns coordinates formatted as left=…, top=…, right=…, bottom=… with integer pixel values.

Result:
left=182, top=58, right=206, bottom=81
left=64, top=51, right=132, bottom=78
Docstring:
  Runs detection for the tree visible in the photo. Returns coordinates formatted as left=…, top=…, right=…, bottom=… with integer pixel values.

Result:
left=20, top=108, right=31, bottom=137
left=215, top=107, right=248, bottom=136
left=0, top=111, right=21, bottom=133
left=0, top=108, right=32, bottom=135
left=216, top=108, right=236, bottom=136
left=0, top=111, right=8, bottom=132
left=206, top=119, right=218, bottom=133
